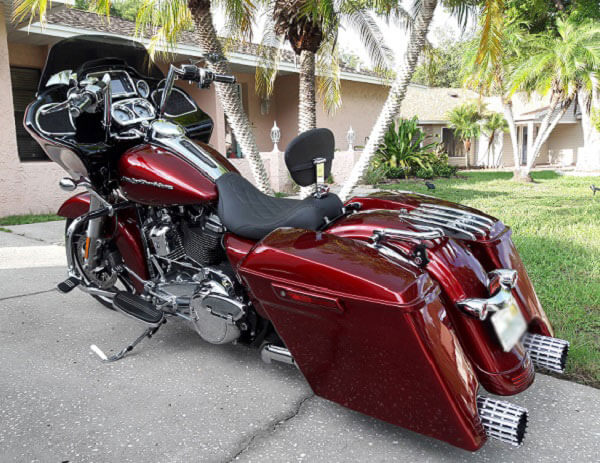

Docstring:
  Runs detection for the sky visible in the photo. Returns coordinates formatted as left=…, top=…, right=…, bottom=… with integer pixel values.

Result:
left=212, top=2, right=472, bottom=68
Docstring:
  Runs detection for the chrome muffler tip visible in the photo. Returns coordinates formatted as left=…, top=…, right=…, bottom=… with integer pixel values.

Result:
left=477, top=396, right=528, bottom=447
left=522, top=333, right=569, bottom=374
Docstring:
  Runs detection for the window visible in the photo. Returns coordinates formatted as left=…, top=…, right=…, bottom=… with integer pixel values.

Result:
left=11, top=67, right=48, bottom=162
left=442, top=127, right=464, bottom=157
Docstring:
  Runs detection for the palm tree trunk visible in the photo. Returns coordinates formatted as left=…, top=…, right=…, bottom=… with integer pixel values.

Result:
left=298, top=50, right=317, bottom=133
left=520, top=95, right=572, bottom=179
left=298, top=50, right=317, bottom=198
left=502, top=100, right=521, bottom=178
left=188, top=1, right=272, bottom=194
left=339, top=0, right=437, bottom=201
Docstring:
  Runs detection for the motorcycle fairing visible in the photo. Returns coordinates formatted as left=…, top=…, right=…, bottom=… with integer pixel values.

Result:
left=348, top=192, right=553, bottom=337
left=238, top=228, right=487, bottom=451
left=57, top=193, right=149, bottom=291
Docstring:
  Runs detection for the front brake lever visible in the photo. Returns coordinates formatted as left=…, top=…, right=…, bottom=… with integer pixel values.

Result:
left=39, top=100, right=70, bottom=115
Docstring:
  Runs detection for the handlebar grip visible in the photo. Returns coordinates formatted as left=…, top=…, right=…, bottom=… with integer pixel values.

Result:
left=70, top=94, right=93, bottom=118
left=213, top=74, right=236, bottom=84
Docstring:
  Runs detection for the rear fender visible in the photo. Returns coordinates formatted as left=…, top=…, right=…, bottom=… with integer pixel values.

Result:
left=58, top=193, right=149, bottom=289
left=348, top=192, right=553, bottom=337
left=239, top=228, right=486, bottom=451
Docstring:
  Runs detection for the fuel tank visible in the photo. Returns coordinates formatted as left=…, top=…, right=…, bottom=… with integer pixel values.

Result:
left=118, top=141, right=238, bottom=206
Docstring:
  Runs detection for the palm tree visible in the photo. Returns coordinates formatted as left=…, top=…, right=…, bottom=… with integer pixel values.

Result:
left=464, top=21, right=529, bottom=179
left=509, top=16, right=600, bottom=179
left=338, top=0, right=439, bottom=201
left=13, top=0, right=274, bottom=194
left=258, top=1, right=393, bottom=127
left=446, top=103, right=482, bottom=168
left=481, top=111, right=508, bottom=167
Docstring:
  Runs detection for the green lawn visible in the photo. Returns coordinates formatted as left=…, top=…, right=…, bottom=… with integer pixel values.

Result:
left=0, top=213, right=62, bottom=226
left=379, top=171, right=600, bottom=387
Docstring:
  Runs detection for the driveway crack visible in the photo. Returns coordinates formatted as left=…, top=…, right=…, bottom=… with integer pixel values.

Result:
left=226, top=393, right=314, bottom=462
left=0, top=288, right=56, bottom=302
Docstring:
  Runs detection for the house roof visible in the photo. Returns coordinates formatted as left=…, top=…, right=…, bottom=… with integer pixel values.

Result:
left=514, top=100, right=580, bottom=123
left=14, top=6, right=387, bottom=84
left=398, top=87, right=481, bottom=123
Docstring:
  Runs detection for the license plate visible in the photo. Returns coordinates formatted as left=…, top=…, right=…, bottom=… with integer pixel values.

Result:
left=490, top=300, right=527, bottom=352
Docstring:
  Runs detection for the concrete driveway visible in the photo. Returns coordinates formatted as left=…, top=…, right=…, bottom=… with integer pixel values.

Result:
left=1, top=222, right=599, bottom=462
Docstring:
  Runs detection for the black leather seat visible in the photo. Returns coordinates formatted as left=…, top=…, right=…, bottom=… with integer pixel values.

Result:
left=216, top=172, right=343, bottom=241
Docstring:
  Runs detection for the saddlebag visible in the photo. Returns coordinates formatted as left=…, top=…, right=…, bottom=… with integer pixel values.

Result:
left=238, top=228, right=487, bottom=451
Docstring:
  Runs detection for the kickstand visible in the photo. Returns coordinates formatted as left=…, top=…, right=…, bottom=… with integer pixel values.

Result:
left=90, top=319, right=166, bottom=363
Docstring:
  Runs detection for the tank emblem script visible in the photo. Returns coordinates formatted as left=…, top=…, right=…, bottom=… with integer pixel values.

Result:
left=121, top=176, right=174, bottom=190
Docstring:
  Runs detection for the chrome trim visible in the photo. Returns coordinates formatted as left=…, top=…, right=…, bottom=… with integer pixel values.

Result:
left=261, top=344, right=296, bottom=366
left=136, top=79, right=150, bottom=98
left=477, top=396, right=528, bottom=447
left=522, top=333, right=569, bottom=374
left=36, top=103, right=76, bottom=137
left=112, top=98, right=156, bottom=127
left=400, top=213, right=478, bottom=240
left=409, top=210, right=489, bottom=235
left=419, top=204, right=494, bottom=225
left=150, top=125, right=230, bottom=181
left=121, top=176, right=174, bottom=190
left=457, top=287, right=514, bottom=320
left=373, top=228, right=444, bottom=241
left=415, top=207, right=492, bottom=231
left=489, top=269, right=518, bottom=289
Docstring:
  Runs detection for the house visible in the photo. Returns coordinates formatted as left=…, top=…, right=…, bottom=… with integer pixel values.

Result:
left=0, top=4, right=592, bottom=217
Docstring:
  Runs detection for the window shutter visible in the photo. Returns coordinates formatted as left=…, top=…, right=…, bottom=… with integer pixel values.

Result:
left=10, top=67, right=49, bottom=162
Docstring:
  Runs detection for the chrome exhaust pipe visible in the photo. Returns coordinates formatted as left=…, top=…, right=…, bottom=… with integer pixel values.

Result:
left=522, top=333, right=569, bottom=374
left=260, top=344, right=296, bottom=366
left=477, top=396, right=528, bottom=447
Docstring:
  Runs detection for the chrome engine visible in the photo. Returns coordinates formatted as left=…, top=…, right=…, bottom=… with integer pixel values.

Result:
left=141, top=207, right=246, bottom=344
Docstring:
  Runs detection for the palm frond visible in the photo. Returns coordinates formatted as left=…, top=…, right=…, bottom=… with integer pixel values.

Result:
left=316, top=36, right=342, bottom=115
left=344, top=10, right=393, bottom=71
left=476, top=0, right=504, bottom=67
left=12, top=0, right=52, bottom=26
left=134, top=0, right=192, bottom=59
left=255, top=2, right=286, bottom=98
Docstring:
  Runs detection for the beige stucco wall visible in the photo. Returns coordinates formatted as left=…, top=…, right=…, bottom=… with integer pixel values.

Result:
left=547, top=123, right=584, bottom=166
left=0, top=20, right=71, bottom=217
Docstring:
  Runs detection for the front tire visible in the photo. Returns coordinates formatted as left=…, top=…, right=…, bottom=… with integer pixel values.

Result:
left=65, top=219, right=132, bottom=310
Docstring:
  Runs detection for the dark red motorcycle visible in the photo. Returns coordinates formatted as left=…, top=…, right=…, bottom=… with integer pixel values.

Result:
left=26, top=35, right=569, bottom=451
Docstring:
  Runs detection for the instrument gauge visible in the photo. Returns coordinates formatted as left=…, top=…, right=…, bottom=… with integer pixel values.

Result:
left=136, top=80, right=150, bottom=98
left=133, top=102, right=154, bottom=119
left=113, top=107, right=134, bottom=124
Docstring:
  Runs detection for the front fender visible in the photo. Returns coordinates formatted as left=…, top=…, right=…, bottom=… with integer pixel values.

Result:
left=58, top=193, right=149, bottom=289
left=57, top=192, right=91, bottom=218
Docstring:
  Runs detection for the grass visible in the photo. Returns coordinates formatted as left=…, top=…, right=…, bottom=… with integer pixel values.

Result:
left=380, top=171, right=600, bottom=387
left=0, top=213, right=62, bottom=226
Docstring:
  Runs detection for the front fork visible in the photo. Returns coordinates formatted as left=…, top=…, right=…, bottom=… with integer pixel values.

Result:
left=83, top=194, right=104, bottom=268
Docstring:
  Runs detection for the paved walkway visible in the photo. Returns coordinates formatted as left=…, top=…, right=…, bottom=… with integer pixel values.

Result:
left=0, top=222, right=598, bottom=462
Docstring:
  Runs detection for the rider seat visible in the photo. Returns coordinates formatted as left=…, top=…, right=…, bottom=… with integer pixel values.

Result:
left=216, top=128, right=343, bottom=241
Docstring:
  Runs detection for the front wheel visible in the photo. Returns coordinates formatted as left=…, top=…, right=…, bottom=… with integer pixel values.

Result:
left=65, top=219, right=133, bottom=310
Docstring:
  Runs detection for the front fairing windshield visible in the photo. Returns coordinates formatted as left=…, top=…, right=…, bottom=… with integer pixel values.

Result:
left=39, top=34, right=163, bottom=92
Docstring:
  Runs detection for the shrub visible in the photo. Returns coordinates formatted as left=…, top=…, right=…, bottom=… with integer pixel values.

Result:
left=374, top=117, right=438, bottom=178
left=415, top=167, right=434, bottom=179
left=362, top=164, right=388, bottom=185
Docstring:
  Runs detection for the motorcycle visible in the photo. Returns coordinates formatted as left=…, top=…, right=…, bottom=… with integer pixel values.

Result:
left=25, top=35, right=570, bottom=451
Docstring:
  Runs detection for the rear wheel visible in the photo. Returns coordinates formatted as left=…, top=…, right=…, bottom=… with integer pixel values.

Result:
left=65, top=219, right=134, bottom=310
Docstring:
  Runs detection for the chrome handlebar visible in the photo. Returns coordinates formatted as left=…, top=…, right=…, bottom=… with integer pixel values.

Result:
left=159, top=64, right=236, bottom=118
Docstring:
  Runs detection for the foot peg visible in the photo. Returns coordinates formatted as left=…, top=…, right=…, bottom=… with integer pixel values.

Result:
left=113, top=291, right=163, bottom=325
left=57, top=276, right=80, bottom=293
left=522, top=333, right=569, bottom=374
left=90, top=320, right=166, bottom=363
